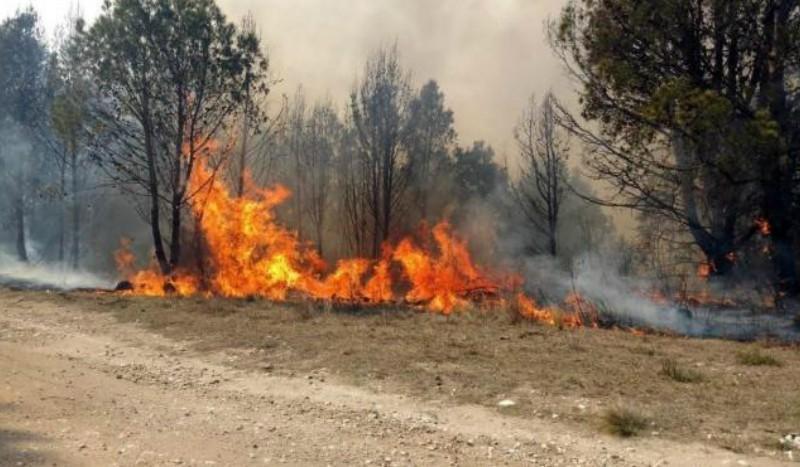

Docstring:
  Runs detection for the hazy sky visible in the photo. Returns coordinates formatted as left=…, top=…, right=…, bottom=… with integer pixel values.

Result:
left=1, top=0, right=573, bottom=159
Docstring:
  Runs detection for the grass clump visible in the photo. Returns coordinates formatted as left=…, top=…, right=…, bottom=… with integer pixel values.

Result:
left=601, top=407, right=649, bottom=437
left=736, top=349, right=783, bottom=367
left=660, top=358, right=704, bottom=383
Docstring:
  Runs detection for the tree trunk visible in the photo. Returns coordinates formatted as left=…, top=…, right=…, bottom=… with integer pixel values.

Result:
left=70, top=146, right=80, bottom=270
left=142, top=95, right=169, bottom=274
left=547, top=221, right=557, bottom=257
left=764, top=186, right=799, bottom=293
left=14, top=192, right=27, bottom=262
left=237, top=100, right=250, bottom=198
left=58, top=160, right=66, bottom=264
left=169, top=198, right=182, bottom=270
left=763, top=1, right=799, bottom=294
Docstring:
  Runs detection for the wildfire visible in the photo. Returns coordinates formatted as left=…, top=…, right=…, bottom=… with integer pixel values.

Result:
left=113, top=139, right=600, bottom=331
left=116, top=152, right=527, bottom=315
left=697, top=261, right=713, bottom=279
left=755, top=217, right=771, bottom=236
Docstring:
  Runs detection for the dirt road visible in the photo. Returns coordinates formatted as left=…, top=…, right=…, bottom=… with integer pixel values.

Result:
left=0, top=291, right=791, bottom=466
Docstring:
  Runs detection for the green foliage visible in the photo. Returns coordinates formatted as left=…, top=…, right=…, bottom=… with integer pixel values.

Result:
left=452, top=141, right=506, bottom=200
left=0, top=7, right=48, bottom=127
left=550, top=0, right=800, bottom=289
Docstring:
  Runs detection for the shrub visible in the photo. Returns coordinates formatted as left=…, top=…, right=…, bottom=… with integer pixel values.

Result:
left=602, top=407, right=649, bottom=437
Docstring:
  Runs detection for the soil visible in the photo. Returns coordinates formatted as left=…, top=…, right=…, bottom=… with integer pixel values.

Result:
left=0, top=288, right=797, bottom=466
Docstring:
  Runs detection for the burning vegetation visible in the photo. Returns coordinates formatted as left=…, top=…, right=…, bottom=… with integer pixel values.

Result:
left=2, top=0, right=800, bottom=344
left=114, top=151, right=596, bottom=328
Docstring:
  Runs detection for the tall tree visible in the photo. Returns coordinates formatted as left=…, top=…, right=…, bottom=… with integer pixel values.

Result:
left=285, top=88, right=308, bottom=240
left=303, top=100, right=341, bottom=256
left=512, top=92, right=568, bottom=256
left=51, top=12, right=92, bottom=269
left=452, top=141, right=505, bottom=201
left=550, top=0, right=800, bottom=289
left=404, top=80, right=456, bottom=222
left=0, top=8, right=48, bottom=262
left=233, top=11, right=272, bottom=198
left=87, top=0, right=269, bottom=274
left=350, top=44, right=412, bottom=257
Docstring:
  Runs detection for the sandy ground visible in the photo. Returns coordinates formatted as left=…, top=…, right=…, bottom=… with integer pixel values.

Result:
left=0, top=290, right=794, bottom=466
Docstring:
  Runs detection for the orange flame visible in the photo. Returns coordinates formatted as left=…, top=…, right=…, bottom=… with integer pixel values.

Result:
left=755, top=217, right=771, bottom=236
left=697, top=262, right=713, bottom=279
left=115, top=148, right=513, bottom=313
left=114, top=137, right=621, bottom=332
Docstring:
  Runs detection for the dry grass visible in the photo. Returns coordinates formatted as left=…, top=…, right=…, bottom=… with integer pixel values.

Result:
left=37, top=291, right=800, bottom=454
left=660, top=358, right=705, bottom=383
left=601, top=407, right=649, bottom=437
left=736, top=348, right=783, bottom=367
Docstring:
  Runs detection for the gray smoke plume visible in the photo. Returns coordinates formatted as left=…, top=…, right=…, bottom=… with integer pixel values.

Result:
left=0, top=249, right=113, bottom=290
left=521, top=252, right=800, bottom=341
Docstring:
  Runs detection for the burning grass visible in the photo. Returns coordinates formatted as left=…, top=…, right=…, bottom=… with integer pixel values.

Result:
left=112, top=150, right=600, bottom=329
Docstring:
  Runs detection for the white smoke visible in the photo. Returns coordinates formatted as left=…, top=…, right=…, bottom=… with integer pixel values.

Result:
left=519, top=253, right=800, bottom=341
left=0, top=249, right=113, bottom=290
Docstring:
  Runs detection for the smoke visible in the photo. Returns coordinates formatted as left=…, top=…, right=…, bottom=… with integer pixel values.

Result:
left=0, top=248, right=114, bottom=290
left=218, top=0, right=572, bottom=157
left=519, top=253, right=800, bottom=341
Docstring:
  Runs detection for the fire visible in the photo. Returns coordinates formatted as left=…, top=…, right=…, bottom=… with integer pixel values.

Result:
left=112, top=137, right=615, bottom=331
left=512, top=293, right=595, bottom=328
left=116, top=150, right=514, bottom=313
left=393, top=222, right=498, bottom=313
left=755, top=217, right=771, bottom=236
left=697, top=261, right=713, bottom=279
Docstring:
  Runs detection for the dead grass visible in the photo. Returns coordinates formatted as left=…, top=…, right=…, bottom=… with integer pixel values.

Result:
left=601, top=407, right=649, bottom=437
left=26, top=291, right=800, bottom=455
left=660, top=358, right=705, bottom=383
left=736, top=348, right=783, bottom=367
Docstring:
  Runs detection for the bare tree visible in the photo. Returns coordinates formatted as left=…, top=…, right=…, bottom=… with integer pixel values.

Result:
left=349, top=44, right=412, bottom=257
left=303, top=100, right=341, bottom=256
left=49, top=9, right=93, bottom=269
left=512, top=92, right=568, bottom=256
left=339, top=120, right=370, bottom=256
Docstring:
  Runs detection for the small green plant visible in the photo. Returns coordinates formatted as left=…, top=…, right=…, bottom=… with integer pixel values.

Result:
left=736, top=349, right=783, bottom=367
left=660, top=358, right=704, bottom=383
left=601, top=407, right=649, bottom=437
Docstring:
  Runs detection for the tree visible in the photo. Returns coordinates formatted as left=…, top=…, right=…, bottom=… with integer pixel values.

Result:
left=285, top=88, right=308, bottom=240
left=232, top=11, right=272, bottom=198
left=404, top=80, right=456, bottom=223
left=550, top=0, right=800, bottom=290
left=50, top=11, right=92, bottom=269
left=452, top=141, right=506, bottom=201
left=350, top=44, right=412, bottom=257
left=339, top=119, right=370, bottom=256
left=303, top=100, right=341, bottom=256
left=512, top=92, right=568, bottom=256
left=87, top=0, right=269, bottom=274
left=0, top=8, right=48, bottom=262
